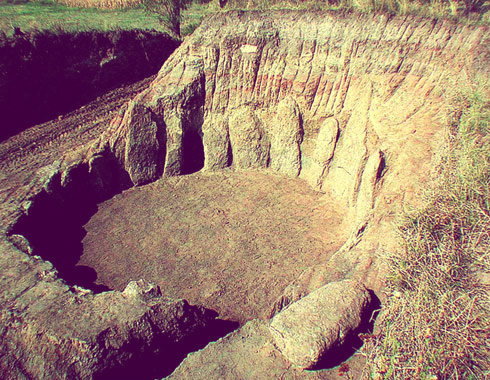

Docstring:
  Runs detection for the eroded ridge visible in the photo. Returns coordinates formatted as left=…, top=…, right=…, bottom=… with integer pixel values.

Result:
left=1, top=10, right=490, bottom=380
left=102, top=11, right=489, bottom=229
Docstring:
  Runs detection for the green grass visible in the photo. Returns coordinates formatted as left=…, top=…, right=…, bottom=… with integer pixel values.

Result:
left=0, top=0, right=164, bottom=33
left=1, top=0, right=489, bottom=36
left=362, top=81, right=490, bottom=379
left=0, top=0, right=216, bottom=34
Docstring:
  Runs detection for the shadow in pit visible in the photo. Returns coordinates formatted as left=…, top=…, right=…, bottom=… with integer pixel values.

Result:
left=94, top=317, right=240, bottom=380
left=181, top=128, right=205, bottom=175
left=10, top=188, right=111, bottom=293
left=309, top=290, right=382, bottom=371
left=7, top=157, right=241, bottom=380
left=8, top=159, right=132, bottom=293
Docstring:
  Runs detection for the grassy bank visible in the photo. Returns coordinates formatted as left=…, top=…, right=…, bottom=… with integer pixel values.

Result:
left=1, top=0, right=489, bottom=36
left=0, top=0, right=161, bottom=32
left=363, top=82, right=490, bottom=379
left=0, top=0, right=215, bottom=34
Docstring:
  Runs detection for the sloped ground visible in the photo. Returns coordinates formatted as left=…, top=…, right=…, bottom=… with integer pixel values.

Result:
left=0, top=29, right=179, bottom=141
left=0, top=75, right=155, bottom=212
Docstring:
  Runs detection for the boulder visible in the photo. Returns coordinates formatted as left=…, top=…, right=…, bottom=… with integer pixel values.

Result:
left=269, top=279, right=371, bottom=369
left=202, top=113, right=231, bottom=170
left=124, top=101, right=166, bottom=186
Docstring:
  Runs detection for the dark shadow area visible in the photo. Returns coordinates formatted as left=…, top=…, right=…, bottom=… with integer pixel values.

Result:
left=7, top=153, right=241, bottom=379
left=0, top=29, right=180, bottom=141
left=10, top=189, right=108, bottom=293
left=8, top=156, right=131, bottom=293
left=181, top=129, right=205, bottom=175
left=309, top=290, right=382, bottom=371
left=94, top=317, right=239, bottom=380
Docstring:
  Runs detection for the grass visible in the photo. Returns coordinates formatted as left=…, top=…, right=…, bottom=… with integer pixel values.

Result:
left=362, top=82, right=490, bottom=379
left=0, top=0, right=163, bottom=32
left=0, top=0, right=217, bottom=34
left=1, top=0, right=489, bottom=36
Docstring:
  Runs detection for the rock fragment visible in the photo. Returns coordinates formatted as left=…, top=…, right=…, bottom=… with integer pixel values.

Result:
left=228, top=107, right=270, bottom=169
left=269, top=97, right=303, bottom=177
left=269, top=279, right=371, bottom=369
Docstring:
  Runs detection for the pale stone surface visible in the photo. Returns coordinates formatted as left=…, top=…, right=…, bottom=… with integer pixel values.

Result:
left=269, top=279, right=371, bottom=369
left=228, top=107, right=270, bottom=169
left=269, top=97, right=303, bottom=177
left=304, top=117, right=339, bottom=188
left=314, top=118, right=339, bottom=167
left=355, top=149, right=385, bottom=224
left=124, top=101, right=165, bottom=185
left=122, top=279, right=162, bottom=302
left=166, top=319, right=357, bottom=380
left=202, top=113, right=231, bottom=170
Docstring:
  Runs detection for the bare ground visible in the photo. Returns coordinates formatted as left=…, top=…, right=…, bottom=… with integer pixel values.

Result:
left=0, top=75, right=155, bottom=220
left=79, top=170, right=348, bottom=324
left=0, top=72, right=349, bottom=326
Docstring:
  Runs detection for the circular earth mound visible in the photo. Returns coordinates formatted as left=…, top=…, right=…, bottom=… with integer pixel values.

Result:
left=79, top=170, right=347, bottom=324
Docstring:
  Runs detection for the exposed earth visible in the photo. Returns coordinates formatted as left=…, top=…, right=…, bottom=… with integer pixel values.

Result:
left=0, top=75, right=155, bottom=208
left=80, top=170, right=347, bottom=324
left=1, top=9, right=489, bottom=380
left=0, top=29, right=179, bottom=140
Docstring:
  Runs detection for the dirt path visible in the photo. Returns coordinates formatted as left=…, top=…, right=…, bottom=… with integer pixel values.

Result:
left=80, top=170, right=348, bottom=324
left=0, top=75, right=155, bottom=216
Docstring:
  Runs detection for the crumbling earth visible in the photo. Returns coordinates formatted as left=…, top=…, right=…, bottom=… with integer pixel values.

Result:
left=1, top=9, right=489, bottom=380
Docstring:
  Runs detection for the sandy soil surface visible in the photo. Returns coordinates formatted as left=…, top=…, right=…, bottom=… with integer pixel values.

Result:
left=80, top=170, right=348, bottom=324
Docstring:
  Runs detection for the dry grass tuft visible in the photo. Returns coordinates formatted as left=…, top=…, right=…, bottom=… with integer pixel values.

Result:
left=222, top=0, right=488, bottom=18
left=362, top=82, right=490, bottom=379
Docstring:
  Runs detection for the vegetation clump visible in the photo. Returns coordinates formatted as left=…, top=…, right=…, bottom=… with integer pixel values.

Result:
left=363, top=83, right=490, bottom=379
left=141, top=0, right=184, bottom=38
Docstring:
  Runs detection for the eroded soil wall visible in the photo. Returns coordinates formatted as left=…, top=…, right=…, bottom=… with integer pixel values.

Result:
left=0, top=29, right=180, bottom=141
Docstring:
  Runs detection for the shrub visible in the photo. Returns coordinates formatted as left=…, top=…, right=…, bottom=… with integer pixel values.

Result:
left=142, top=0, right=185, bottom=38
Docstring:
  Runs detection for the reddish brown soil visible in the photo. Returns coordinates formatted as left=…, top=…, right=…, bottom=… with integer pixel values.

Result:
left=79, top=170, right=348, bottom=324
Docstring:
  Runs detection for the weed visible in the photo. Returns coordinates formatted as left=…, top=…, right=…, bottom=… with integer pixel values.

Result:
left=142, top=0, right=183, bottom=38
left=362, top=81, right=490, bottom=379
left=180, top=18, right=201, bottom=35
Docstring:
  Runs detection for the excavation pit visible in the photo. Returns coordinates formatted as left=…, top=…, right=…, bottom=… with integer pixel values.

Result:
left=79, top=170, right=348, bottom=324
left=4, top=9, right=487, bottom=378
